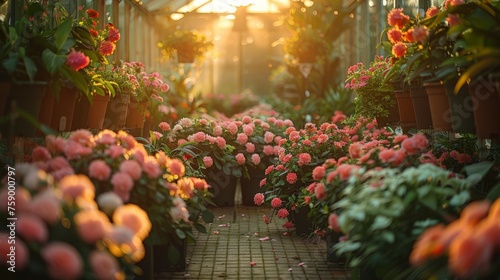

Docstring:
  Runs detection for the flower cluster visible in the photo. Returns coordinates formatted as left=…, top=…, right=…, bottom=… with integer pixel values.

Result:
left=410, top=198, right=500, bottom=279
left=78, top=8, right=120, bottom=57
left=29, top=129, right=212, bottom=245
left=0, top=167, right=151, bottom=279
left=345, top=56, right=397, bottom=119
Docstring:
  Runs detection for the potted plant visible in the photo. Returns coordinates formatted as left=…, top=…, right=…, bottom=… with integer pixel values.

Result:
left=158, top=29, right=213, bottom=63
left=345, top=55, right=398, bottom=127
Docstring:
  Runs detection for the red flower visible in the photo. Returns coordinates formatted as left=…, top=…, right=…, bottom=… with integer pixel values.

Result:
left=387, top=8, right=410, bottom=29
left=99, top=41, right=116, bottom=56
left=392, top=42, right=407, bottom=58
left=86, top=9, right=99, bottom=19
left=426, top=7, right=440, bottom=18
left=89, top=28, right=98, bottom=37
left=387, top=28, right=404, bottom=44
left=65, top=51, right=90, bottom=71
left=106, top=27, right=120, bottom=43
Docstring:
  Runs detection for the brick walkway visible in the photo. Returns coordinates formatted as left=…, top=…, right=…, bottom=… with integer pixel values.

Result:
left=157, top=196, right=352, bottom=280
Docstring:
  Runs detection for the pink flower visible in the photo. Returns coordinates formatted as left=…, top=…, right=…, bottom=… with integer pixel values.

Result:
left=251, top=154, right=261, bottom=166
left=379, top=149, right=397, bottom=163
left=277, top=208, right=289, bottom=219
left=27, top=189, right=61, bottom=224
left=142, top=158, right=162, bottom=178
left=150, top=131, right=163, bottom=141
left=245, top=142, right=255, bottom=153
left=271, top=197, right=282, bottom=208
left=111, top=172, right=134, bottom=200
left=89, top=250, right=122, bottom=280
left=216, top=137, right=226, bottom=148
left=74, top=210, right=112, bottom=243
left=328, top=213, right=341, bottom=232
left=213, top=125, right=223, bottom=136
left=88, top=160, right=111, bottom=181
left=349, top=142, right=362, bottom=159
left=264, top=132, right=275, bottom=143
left=289, top=131, right=300, bottom=142
left=259, top=178, right=266, bottom=187
left=282, top=221, right=294, bottom=229
left=192, top=131, right=206, bottom=143
left=447, top=14, right=462, bottom=27
left=167, top=158, right=186, bottom=177
left=387, top=8, right=410, bottom=29
left=263, top=145, right=274, bottom=156
left=263, top=214, right=270, bottom=224
left=119, top=160, right=142, bottom=180
left=297, top=153, right=312, bottom=166
left=243, top=124, right=254, bottom=136
left=191, top=177, right=209, bottom=191
left=106, top=145, right=125, bottom=159
left=413, top=25, right=429, bottom=43
left=315, top=183, right=326, bottom=200
left=254, top=193, right=265, bottom=206
left=265, top=165, right=274, bottom=175
left=237, top=133, right=248, bottom=144
left=286, top=172, right=298, bottom=184
left=58, top=174, right=95, bottom=201
left=203, top=156, right=214, bottom=168
left=158, top=122, right=171, bottom=131
left=66, top=50, right=90, bottom=71
left=312, top=166, right=326, bottom=180
left=0, top=232, right=29, bottom=269
left=236, top=153, right=246, bottom=165
left=41, top=242, right=83, bottom=280
left=17, top=214, right=48, bottom=242
left=113, top=204, right=152, bottom=241
left=32, top=146, right=52, bottom=162
left=392, top=42, right=407, bottom=58
left=227, top=122, right=238, bottom=135
left=46, top=135, right=66, bottom=154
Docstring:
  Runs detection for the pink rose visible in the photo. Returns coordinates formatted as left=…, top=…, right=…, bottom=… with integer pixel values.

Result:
left=89, top=250, right=122, bottom=280
left=158, top=122, right=171, bottom=131
left=203, top=156, right=213, bottom=168
left=277, top=208, right=289, bottom=219
left=27, top=189, right=61, bottom=224
left=254, top=193, right=265, bottom=206
left=111, top=172, right=134, bottom=201
left=32, top=146, right=52, bottom=162
left=142, top=158, right=162, bottom=179
left=41, top=242, right=83, bottom=280
left=235, top=153, right=246, bottom=165
left=245, top=142, right=255, bottom=153
left=88, top=160, right=112, bottom=181
left=312, top=166, right=326, bottom=181
left=58, top=174, right=95, bottom=201
left=251, top=154, right=261, bottom=166
left=286, top=172, right=298, bottom=184
left=271, top=197, right=282, bottom=208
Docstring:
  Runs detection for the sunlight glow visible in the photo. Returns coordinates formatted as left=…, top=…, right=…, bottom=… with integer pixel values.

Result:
left=177, top=0, right=288, bottom=14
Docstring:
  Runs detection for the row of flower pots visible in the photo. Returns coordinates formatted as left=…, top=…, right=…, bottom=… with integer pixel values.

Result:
left=391, top=78, right=500, bottom=140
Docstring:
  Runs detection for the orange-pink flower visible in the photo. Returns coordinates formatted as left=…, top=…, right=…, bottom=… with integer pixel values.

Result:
left=74, top=210, right=113, bottom=243
left=410, top=224, right=446, bottom=266
left=41, top=242, right=83, bottom=280
left=112, top=204, right=152, bottom=241
left=286, top=172, right=298, bottom=184
left=271, top=197, right=282, bottom=208
left=166, top=158, right=185, bottom=177
left=312, top=165, right=326, bottom=180
left=387, top=28, right=404, bottom=44
left=65, top=50, right=90, bottom=71
left=426, top=6, right=440, bottom=18
left=27, top=189, right=61, bottom=224
left=449, top=230, right=493, bottom=279
left=254, top=193, right=265, bottom=206
left=392, top=42, right=407, bottom=58
left=88, top=160, right=112, bottom=181
left=106, top=27, right=121, bottom=43
left=277, top=208, right=289, bottom=219
left=99, top=41, right=116, bottom=56
left=328, top=213, right=341, bottom=232
left=387, top=8, right=410, bottom=29
left=119, top=160, right=142, bottom=180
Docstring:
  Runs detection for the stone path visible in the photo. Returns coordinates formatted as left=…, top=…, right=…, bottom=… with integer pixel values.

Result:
left=157, top=205, right=351, bottom=280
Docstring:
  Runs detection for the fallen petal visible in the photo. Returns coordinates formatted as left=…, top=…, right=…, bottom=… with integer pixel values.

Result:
left=259, top=236, right=270, bottom=241
left=250, top=261, right=256, bottom=267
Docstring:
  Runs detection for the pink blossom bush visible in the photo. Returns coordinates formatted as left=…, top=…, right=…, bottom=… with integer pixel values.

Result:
left=0, top=168, right=150, bottom=279
left=29, top=129, right=212, bottom=246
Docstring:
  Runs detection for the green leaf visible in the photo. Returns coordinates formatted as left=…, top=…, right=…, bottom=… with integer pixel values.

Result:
left=371, top=216, right=391, bottom=231
left=60, top=65, right=89, bottom=94
left=201, top=210, right=215, bottom=223
left=420, top=194, right=438, bottom=211
left=194, top=222, right=207, bottom=234
left=42, top=49, right=66, bottom=76
left=486, top=182, right=500, bottom=202
left=22, top=56, right=38, bottom=81
left=55, top=17, right=73, bottom=51
left=175, top=228, right=186, bottom=239
left=464, top=161, right=494, bottom=179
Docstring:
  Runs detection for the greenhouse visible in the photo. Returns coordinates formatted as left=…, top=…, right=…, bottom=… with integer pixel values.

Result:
left=1, top=0, right=499, bottom=279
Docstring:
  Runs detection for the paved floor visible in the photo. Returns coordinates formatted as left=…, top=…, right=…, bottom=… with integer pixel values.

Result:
left=157, top=197, right=352, bottom=280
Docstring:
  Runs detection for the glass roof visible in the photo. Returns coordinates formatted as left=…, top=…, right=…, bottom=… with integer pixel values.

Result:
left=141, top=0, right=290, bottom=13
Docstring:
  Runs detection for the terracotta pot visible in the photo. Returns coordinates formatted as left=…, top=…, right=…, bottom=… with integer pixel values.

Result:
left=37, top=89, right=55, bottom=135
left=87, top=94, right=110, bottom=130
left=410, top=82, right=433, bottom=130
left=177, top=50, right=195, bottom=63
left=445, top=80, right=476, bottom=134
left=395, top=89, right=417, bottom=133
left=103, top=93, right=130, bottom=131
left=468, top=76, right=500, bottom=140
left=424, top=82, right=453, bottom=131
left=50, top=87, right=79, bottom=132
left=71, top=95, right=91, bottom=130
left=125, top=101, right=147, bottom=129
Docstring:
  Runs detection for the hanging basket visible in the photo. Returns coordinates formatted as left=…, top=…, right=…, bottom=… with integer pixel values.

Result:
left=177, top=50, right=196, bottom=64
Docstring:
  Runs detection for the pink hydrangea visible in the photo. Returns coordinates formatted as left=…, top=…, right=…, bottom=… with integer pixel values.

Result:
left=111, top=172, right=134, bottom=201
left=251, top=154, right=261, bottom=166
left=254, top=193, right=265, bottom=206
left=216, top=137, right=226, bottom=148
left=297, top=153, right=312, bottom=166
left=263, top=145, right=274, bottom=156
left=227, top=122, right=238, bottom=135
left=245, top=142, right=255, bottom=153
left=192, top=132, right=206, bottom=143
left=88, top=160, right=112, bottom=181
left=235, top=153, right=246, bottom=165
left=312, top=166, right=326, bottom=180
left=242, top=116, right=252, bottom=124
left=203, top=156, right=213, bottom=168
left=264, top=132, right=274, bottom=143
left=315, top=183, right=326, bottom=200
left=237, top=133, right=248, bottom=145
left=289, top=131, right=300, bottom=142
left=119, top=160, right=142, bottom=180
left=243, top=124, right=254, bottom=136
